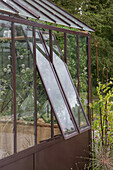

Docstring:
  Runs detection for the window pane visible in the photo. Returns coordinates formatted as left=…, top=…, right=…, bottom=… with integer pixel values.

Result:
left=79, top=36, right=88, bottom=114
left=0, top=20, right=13, bottom=159
left=35, top=32, right=77, bottom=137
left=67, top=34, right=77, bottom=86
left=0, top=1, right=16, bottom=13
left=7, top=0, right=36, bottom=19
left=15, top=24, right=34, bottom=152
left=37, top=72, right=60, bottom=143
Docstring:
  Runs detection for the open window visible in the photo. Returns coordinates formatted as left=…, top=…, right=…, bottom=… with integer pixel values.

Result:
left=32, top=29, right=90, bottom=139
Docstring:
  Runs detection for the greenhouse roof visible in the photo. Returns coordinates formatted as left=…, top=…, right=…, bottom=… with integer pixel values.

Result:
left=0, top=0, right=95, bottom=32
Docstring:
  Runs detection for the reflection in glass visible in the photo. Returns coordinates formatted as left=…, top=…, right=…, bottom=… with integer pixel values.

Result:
left=35, top=34, right=76, bottom=137
left=0, top=21, right=13, bottom=159
left=15, top=24, right=34, bottom=152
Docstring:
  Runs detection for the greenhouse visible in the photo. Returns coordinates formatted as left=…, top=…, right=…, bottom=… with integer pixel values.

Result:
left=0, top=0, right=94, bottom=169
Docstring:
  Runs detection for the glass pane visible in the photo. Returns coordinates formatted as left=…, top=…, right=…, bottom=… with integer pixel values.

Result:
left=15, top=24, right=34, bottom=152
left=0, top=1, right=16, bottom=13
left=79, top=36, right=88, bottom=113
left=67, top=34, right=77, bottom=86
left=51, top=34, right=89, bottom=129
left=35, top=32, right=76, bottom=137
left=7, top=0, right=36, bottom=19
left=0, top=21, right=13, bottom=159
left=16, top=0, right=53, bottom=22
left=37, top=72, right=60, bottom=143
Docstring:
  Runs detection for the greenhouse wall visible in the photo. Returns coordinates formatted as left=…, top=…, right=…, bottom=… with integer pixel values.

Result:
left=0, top=15, right=92, bottom=170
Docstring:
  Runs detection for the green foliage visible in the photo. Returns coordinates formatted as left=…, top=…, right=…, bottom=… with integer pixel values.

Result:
left=91, top=79, right=113, bottom=146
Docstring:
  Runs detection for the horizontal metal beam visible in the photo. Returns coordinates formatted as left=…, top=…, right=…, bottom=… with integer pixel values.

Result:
left=0, top=14, right=90, bottom=37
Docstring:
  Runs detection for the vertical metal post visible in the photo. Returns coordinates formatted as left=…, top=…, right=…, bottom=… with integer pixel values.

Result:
left=12, top=22, right=17, bottom=153
left=33, top=27, right=37, bottom=145
left=87, top=35, right=92, bottom=158
left=51, top=108, right=54, bottom=138
left=87, top=35, right=92, bottom=124
left=49, top=29, right=54, bottom=138
left=77, top=35, right=80, bottom=127
left=64, top=33, right=67, bottom=64
left=77, top=35, right=80, bottom=95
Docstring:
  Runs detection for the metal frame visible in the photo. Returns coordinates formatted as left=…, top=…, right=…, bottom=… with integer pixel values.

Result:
left=33, top=26, right=38, bottom=145
left=0, top=13, right=92, bottom=164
